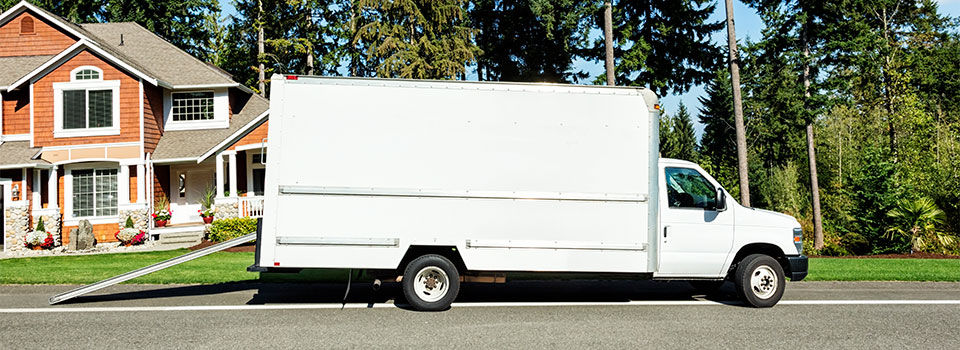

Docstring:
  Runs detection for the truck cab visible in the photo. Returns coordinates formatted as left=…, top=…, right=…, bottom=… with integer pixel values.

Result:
left=657, top=158, right=808, bottom=306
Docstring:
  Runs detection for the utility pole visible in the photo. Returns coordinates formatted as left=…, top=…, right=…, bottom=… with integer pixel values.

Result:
left=723, top=0, right=750, bottom=206
left=801, top=12, right=824, bottom=250
left=603, top=1, right=615, bottom=86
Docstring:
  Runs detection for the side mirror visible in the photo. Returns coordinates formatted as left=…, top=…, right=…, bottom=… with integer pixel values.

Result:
left=715, top=189, right=727, bottom=212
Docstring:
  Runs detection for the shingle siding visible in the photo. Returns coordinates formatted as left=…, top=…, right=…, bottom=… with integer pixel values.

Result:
left=0, top=12, right=76, bottom=57
left=2, top=88, right=30, bottom=135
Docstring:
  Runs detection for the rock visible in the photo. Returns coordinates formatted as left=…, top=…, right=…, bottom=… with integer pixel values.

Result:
left=76, top=220, right=95, bottom=250
left=68, top=228, right=78, bottom=250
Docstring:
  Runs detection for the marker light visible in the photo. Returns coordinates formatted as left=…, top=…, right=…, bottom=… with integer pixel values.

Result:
left=285, top=75, right=298, bottom=80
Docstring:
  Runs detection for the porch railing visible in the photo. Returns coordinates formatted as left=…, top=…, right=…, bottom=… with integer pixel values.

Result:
left=239, top=196, right=265, bottom=218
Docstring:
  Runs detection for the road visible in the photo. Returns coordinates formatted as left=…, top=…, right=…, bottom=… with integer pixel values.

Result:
left=1, top=280, right=959, bottom=349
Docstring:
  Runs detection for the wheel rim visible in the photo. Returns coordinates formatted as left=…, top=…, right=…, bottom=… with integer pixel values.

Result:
left=750, top=265, right=778, bottom=299
left=413, top=266, right=449, bottom=303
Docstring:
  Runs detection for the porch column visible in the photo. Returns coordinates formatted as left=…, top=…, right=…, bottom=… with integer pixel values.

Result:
left=32, top=169, right=41, bottom=210
left=135, top=164, right=145, bottom=204
left=215, top=153, right=225, bottom=198
left=228, top=151, right=238, bottom=198
left=47, top=166, right=58, bottom=208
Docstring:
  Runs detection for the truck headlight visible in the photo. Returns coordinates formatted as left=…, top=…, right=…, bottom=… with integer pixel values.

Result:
left=793, top=227, right=803, bottom=254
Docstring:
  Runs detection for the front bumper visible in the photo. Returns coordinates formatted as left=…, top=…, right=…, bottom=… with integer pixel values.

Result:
left=786, top=255, right=808, bottom=281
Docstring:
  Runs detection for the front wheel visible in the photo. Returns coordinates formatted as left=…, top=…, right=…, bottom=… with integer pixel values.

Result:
left=733, top=254, right=785, bottom=308
left=402, top=254, right=460, bottom=311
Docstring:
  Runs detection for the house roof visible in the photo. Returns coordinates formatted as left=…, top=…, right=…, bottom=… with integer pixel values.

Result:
left=0, top=55, right=54, bottom=88
left=80, top=23, right=239, bottom=88
left=152, top=95, right=270, bottom=161
left=0, top=141, right=47, bottom=169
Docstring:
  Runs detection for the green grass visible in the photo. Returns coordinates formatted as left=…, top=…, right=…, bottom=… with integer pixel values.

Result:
left=2, top=251, right=960, bottom=284
left=807, top=258, right=960, bottom=281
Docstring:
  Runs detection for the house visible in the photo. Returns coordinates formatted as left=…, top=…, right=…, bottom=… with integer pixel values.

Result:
left=0, top=1, right=269, bottom=252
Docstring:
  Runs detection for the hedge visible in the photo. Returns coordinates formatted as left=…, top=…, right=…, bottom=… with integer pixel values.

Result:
left=208, top=217, right=258, bottom=242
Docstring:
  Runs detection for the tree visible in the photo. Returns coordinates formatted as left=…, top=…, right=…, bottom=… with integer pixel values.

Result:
left=671, top=103, right=697, bottom=161
left=603, top=0, right=614, bottom=85
left=699, top=70, right=740, bottom=197
left=591, top=0, right=723, bottom=95
left=723, top=0, right=751, bottom=206
left=353, top=0, right=481, bottom=79
left=885, top=197, right=954, bottom=253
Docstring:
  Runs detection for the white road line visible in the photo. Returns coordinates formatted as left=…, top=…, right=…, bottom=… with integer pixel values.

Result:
left=2, top=299, right=960, bottom=313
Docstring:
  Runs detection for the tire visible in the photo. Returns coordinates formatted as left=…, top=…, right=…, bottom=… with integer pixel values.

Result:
left=688, top=280, right=724, bottom=294
left=402, top=254, right=460, bottom=311
left=733, top=254, right=785, bottom=308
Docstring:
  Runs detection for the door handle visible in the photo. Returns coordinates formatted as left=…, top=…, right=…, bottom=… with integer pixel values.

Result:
left=663, top=225, right=670, bottom=238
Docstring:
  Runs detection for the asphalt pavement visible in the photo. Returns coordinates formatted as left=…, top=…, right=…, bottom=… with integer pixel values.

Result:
left=1, top=280, right=959, bottom=349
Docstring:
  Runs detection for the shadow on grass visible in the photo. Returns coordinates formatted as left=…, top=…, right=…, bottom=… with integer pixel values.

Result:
left=61, top=278, right=745, bottom=308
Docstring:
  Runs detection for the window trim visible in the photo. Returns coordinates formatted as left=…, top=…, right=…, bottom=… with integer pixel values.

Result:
left=163, top=88, right=229, bottom=130
left=63, top=164, right=120, bottom=222
left=53, top=80, right=121, bottom=138
left=70, top=66, right=103, bottom=81
left=19, top=16, right=35, bottom=35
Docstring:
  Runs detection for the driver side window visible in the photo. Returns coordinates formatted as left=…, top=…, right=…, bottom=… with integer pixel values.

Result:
left=665, top=167, right=717, bottom=209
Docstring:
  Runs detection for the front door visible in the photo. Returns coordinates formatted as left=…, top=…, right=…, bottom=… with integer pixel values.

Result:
left=169, top=165, right=214, bottom=225
left=657, top=166, right=734, bottom=277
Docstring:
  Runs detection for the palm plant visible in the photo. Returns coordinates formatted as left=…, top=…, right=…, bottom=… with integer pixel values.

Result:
left=885, top=197, right=955, bottom=253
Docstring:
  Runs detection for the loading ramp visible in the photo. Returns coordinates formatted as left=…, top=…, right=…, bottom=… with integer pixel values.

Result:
left=49, top=232, right=257, bottom=305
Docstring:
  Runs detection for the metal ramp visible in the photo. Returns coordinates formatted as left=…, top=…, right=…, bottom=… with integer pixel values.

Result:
left=49, top=232, right=257, bottom=305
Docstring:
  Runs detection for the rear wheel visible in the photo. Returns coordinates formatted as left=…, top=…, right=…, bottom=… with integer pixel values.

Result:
left=402, top=254, right=460, bottom=311
left=734, top=254, right=785, bottom=308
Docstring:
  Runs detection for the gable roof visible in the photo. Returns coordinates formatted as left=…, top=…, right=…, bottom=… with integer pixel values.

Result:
left=80, top=23, right=239, bottom=88
left=0, top=141, right=48, bottom=169
left=152, top=95, right=270, bottom=161
left=0, top=55, right=54, bottom=88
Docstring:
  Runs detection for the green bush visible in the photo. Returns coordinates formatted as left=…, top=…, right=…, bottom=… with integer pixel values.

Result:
left=208, top=217, right=258, bottom=242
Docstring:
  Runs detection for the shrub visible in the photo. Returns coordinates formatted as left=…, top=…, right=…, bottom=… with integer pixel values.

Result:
left=208, top=217, right=258, bottom=242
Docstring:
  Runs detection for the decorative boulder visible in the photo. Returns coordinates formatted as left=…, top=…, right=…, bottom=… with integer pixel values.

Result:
left=67, top=228, right=78, bottom=250
left=75, top=220, right=95, bottom=250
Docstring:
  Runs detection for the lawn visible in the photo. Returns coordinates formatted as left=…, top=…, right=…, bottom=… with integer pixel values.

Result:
left=2, top=251, right=960, bottom=284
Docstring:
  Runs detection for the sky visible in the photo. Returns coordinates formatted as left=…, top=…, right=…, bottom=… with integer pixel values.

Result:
left=219, top=0, right=960, bottom=136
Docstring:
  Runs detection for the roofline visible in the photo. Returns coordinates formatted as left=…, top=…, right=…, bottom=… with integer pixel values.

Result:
left=6, top=39, right=161, bottom=92
left=172, top=83, right=240, bottom=90
left=151, top=157, right=199, bottom=164
left=0, top=2, right=90, bottom=42
left=196, top=110, right=270, bottom=163
left=0, top=163, right=53, bottom=170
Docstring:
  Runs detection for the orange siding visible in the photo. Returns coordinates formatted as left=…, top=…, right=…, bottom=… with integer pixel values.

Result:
left=229, top=121, right=269, bottom=150
left=142, top=83, right=163, bottom=153
left=0, top=12, right=76, bottom=57
left=32, top=50, right=142, bottom=147
left=153, top=164, right=169, bottom=204
left=2, top=89, right=30, bottom=135
left=129, top=165, right=138, bottom=203
left=62, top=223, right=120, bottom=245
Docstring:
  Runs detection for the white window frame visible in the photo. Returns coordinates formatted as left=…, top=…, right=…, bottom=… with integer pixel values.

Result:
left=53, top=79, right=121, bottom=138
left=70, top=66, right=103, bottom=81
left=63, top=163, right=121, bottom=224
left=163, top=88, right=229, bottom=130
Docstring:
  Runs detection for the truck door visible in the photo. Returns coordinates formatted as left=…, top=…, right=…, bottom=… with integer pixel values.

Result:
left=657, top=166, right=734, bottom=277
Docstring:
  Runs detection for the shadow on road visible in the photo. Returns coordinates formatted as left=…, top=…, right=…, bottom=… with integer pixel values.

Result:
left=62, top=279, right=744, bottom=308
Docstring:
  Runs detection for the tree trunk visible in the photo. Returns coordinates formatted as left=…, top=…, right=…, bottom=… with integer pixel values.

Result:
left=603, top=1, right=615, bottom=86
left=257, top=0, right=265, bottom=96
left=723, top=0, right=750, bottom=206
left=305, top=2, right=314, bottom=76
left=802, top=14, right=824, bottom=250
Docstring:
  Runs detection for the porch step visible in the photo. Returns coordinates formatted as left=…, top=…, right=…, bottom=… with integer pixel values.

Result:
left=151, top=225, right=206, bottom=245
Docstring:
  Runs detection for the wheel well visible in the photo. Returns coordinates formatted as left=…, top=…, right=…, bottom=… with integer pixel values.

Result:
left=397, top=245, right=467, bottom=274
left=728, top=243, right=789, bottom=278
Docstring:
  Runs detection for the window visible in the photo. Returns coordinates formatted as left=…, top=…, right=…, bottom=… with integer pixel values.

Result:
left=251, top=152, right=266, bottom=164
left=74, top=69, right=100, bottom=80
left=665, top=167, right=717, bottom=209
left=62, top=89, right=113, bottom=129
left=20, top=17, right=34, bottom=35
left=172, top=92, right=215, bottom=121
left=72, top=169, right=118, bottom=217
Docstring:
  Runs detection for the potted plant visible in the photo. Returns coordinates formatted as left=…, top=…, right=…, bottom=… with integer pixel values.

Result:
left=152, top=197, right=172, bottom=227
left=24, top=217, right=54, bottom=250
left=199, top=185, right=216, bottom=224
left=115, top=217, right=147, bottom=247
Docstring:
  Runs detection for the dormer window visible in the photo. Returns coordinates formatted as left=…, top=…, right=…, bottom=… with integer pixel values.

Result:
left=172, top=92, right=215, bottom=121
left=20, top=17, right=34, bottom=35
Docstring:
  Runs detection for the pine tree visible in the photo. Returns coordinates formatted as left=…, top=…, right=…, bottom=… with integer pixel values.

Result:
left=353, top=0, right=481, bottom=79
left=699, top=70, right=739, bottom=197
left=672, top=103, right=697, bottom=162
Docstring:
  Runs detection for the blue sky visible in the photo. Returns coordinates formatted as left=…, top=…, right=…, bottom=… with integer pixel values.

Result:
left=219, top=0, right=960, bottom=134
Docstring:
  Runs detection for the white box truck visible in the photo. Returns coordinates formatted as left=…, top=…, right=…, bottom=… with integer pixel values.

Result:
left=255, top=75, right=807, bottom=310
